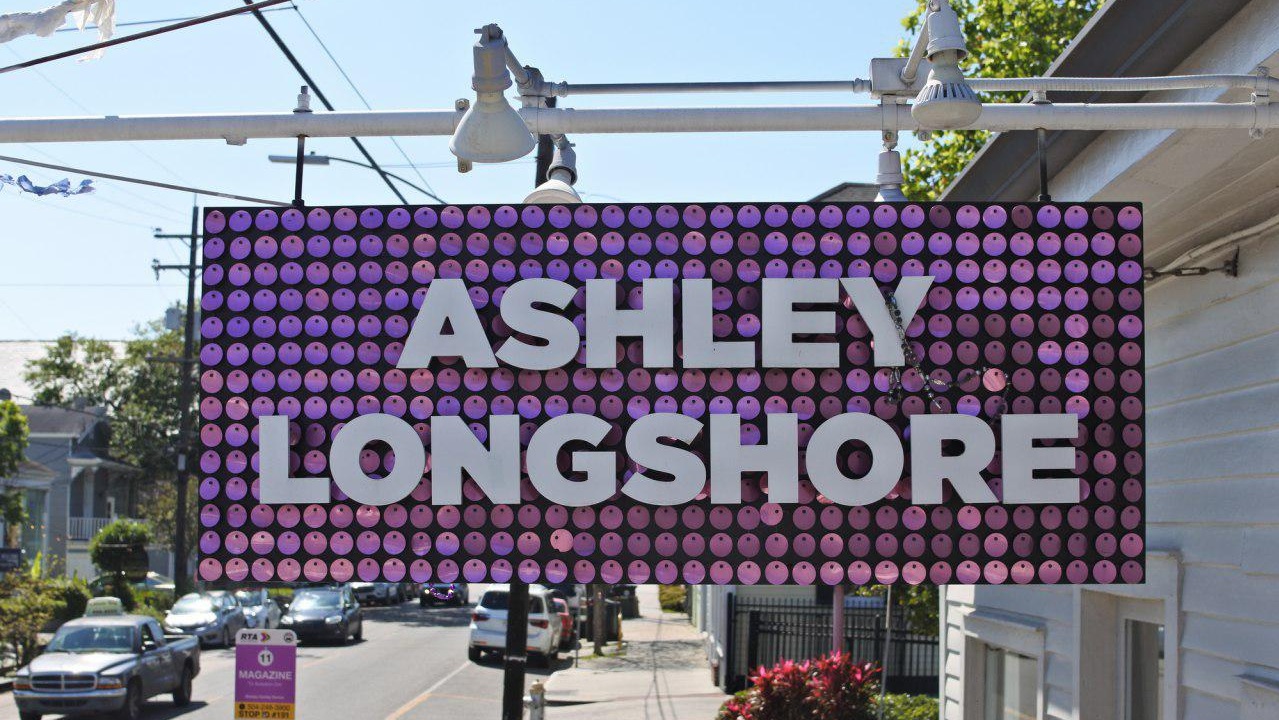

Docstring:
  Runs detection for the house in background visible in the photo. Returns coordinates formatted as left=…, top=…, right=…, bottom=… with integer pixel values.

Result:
left=1, top=404, right=142, bottom=579
left=935, top=0, right=1279, bottom=718
left=0, top=340, right=166, bottom=580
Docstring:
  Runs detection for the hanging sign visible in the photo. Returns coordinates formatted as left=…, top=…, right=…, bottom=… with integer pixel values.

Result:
left=197, top=202, right=1145, bottom=586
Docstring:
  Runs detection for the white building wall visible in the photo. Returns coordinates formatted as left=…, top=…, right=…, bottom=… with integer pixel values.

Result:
left=942, top=1, right=1279, bottom=716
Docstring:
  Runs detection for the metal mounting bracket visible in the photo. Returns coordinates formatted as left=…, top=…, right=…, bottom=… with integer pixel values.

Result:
left=1143, top=248, right=1240, bottom=281
left=1252, top=66, right=1270, bottom=139
left=454, top=98, right=473, bottom=173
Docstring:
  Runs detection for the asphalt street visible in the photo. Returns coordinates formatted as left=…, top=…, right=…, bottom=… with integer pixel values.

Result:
left=3, top=586, right=573, bottom=720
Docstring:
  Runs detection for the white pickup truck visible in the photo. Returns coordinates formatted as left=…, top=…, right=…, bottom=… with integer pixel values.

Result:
left=11, top=614, right=201, bottom=720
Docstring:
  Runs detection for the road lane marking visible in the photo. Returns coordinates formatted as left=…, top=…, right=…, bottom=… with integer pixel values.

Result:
left=385, top=661, right=472, bottom=720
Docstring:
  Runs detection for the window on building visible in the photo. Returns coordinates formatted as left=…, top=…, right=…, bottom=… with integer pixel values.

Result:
left=983, top=644, right=1038, bottom=720
left=1125, top=620, right=1164, bottom=720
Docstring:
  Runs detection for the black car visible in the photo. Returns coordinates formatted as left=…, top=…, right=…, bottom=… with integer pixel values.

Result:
left=279, top=586, right=363, bottom=644
left=419, top=582, right=468, bottom=607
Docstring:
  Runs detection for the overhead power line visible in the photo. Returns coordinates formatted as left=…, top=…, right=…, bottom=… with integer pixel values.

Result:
left=0, top=0, right=299, bottom=76
left=54, top=6, right=291, bottom=33
left=0, top=154, right=289, bottom=206
left=239, top=0, right=413, bottom=205
left=288, top=2, right=443, bottom=202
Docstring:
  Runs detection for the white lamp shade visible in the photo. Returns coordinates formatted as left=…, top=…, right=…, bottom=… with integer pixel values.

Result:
left=524, top=177, right=582, bottom=204
left=449, top=95, right=536, bottom=163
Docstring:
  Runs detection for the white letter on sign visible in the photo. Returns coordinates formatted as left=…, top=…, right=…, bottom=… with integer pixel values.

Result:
left=840, top=276, right=933, bottom=367
left=761, top=278, right=839, bottom=368
left=710, top=413, right=800, bottom=504
left=495, top=279, right=580, bottom=370
left=584, top=278, right=674, bottom=368
left=909, top=414, right=997, bottom=504
left=429, top=415, right=521, bottom=505
left=397, top=278, right=497, bottom=369
left=329, top=414, right=426, bottom=506
left=527, top=414, right=617, bottom=506
left=806, top=413, right=903, bottom=506
left=1001, top=414, right=1080, bottom=504
left=681, top=279, right=753, bottom=368
left=623, top=414, right=707, bottom=505
left=258, top=415, right=330, bottom=504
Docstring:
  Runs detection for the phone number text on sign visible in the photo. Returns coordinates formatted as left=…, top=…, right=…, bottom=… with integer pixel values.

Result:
left=196, top=202, right=1146, bottom=587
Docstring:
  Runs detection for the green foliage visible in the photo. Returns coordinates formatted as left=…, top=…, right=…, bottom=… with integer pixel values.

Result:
left=136, top=588, right=175, bottom=613
left=44, top=577, right=92, bottom=624
left=23, top=319, right=193, bottom=554
left=0, top=399, right=29, bottom=478
left=877, top=693, right=940, bottom=720
left=852, top=584, right=939, bottom=637
left=658, top=584, right=687, bottom=612
left=89, top=519, right=151, bottom=577
left=0, top=577, right=56, bottom=670
left=895, top=0, right=1103, bottom=199
left=0, top=575, right=91, bottom=669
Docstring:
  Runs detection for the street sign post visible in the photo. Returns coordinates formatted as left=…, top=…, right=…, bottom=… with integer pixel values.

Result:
left=234, top=628, right=298, bottom=720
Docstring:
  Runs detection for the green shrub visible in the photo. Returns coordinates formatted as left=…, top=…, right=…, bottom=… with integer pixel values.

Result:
left=877, top=693, right=939, bottom=720
left=658, top=584, right=686, bottom=612
left=717, top=652, right=880, bottom=720
left=44, top=577, right=92, bottom=623
left=88, top=519, right=152, bottom=575
left=0, top=575, right=57, bottom=670
left=137, top=588, right=174, bottom=614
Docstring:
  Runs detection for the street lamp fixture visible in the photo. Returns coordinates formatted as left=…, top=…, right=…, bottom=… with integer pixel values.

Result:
left=524, top=139, right=580, bottom=204
left=267, top=153, right=444, bottom=203
left=910, top=0, right=982, bottom=130
left=450, top=24, right=537, bottom=163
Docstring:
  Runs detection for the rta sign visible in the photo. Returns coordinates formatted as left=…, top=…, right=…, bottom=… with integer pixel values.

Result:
left=198, top=202, right=1146, bottom=587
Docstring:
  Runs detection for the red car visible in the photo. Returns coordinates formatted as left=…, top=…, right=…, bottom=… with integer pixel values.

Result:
left=552, top=597, right=575, bottom=651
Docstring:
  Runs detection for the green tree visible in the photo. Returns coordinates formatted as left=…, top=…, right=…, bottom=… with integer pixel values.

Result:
left=23, top=316, right=195, bottom=557
left=1, top=399, right=31, bottom=547
left=89, top=519, right=153, bottom=610
left=896, top=0, right=1102, bottom=199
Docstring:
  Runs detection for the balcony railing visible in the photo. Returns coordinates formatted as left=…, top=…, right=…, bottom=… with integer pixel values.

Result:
left=68, top=516, right=144, bottom=541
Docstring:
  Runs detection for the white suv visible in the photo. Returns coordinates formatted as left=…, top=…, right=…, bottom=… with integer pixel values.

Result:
left=468, top=585, right=562, bottom=666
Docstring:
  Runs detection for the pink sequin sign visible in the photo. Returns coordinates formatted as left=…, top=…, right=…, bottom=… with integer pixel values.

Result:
left=197, top=202, right=1145, bottom=587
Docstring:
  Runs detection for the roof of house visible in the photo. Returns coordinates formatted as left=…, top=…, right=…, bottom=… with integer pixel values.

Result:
left=941, top=0, right=1254, bottom=202
left=21, top=404, right=107, bottom=438
left=810, top=182, right=880, bottom=203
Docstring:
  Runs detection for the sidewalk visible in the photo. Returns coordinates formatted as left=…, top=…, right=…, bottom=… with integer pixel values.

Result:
left=543, top=585, right=728, bottom=719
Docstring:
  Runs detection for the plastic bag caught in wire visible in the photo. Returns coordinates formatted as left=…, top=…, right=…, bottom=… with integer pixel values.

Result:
left=0, top=173, right=94, bottom=196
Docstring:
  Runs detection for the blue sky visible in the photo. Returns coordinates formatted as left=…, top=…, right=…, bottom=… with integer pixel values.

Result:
left=0, top=0, right=916, bottom=340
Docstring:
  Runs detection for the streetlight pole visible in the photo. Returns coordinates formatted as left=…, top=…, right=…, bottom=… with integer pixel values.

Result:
left=153, top=204, right=200, bottom=595
left=267, top=153, right=445, bottom=204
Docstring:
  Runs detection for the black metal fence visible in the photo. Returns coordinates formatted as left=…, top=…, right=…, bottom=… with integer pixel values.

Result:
left=724, top=595, right=939, bottom=696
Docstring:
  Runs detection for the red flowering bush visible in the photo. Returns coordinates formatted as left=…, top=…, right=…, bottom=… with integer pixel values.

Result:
left=716, top=652, right=880, bottom=720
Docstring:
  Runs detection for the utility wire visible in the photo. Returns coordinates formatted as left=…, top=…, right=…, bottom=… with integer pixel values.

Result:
left=17, top=144, right=186, bottom=223
left=239, top=0, right=410, bottom=205
left=288, top=2, right=442, bottom=202
left=0, top=0, right=299, bottom=76
left=54, top=7, right=291, bottom=33
left=0, top=190, right=159, bottom=230
left=0, top=154, right=288, bottom=206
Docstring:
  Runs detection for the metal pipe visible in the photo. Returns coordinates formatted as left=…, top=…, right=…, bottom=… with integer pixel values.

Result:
left=0, top=101, right=1273, bottom=143
left=968, top=74, right=1279, bottom=94
left=900, top=14, right=931, bottom=85
left=541, top=74, right=1276, bottom=97
left=552, top=80, right=872, bottom=95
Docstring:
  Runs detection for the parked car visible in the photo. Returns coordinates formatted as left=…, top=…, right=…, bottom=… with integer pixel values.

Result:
left=468, top=584, right=561, bottom=666
left=87, top=572, right=176, bottom=599
left=352, top=581, right=404, bottom=606
left=551, top=597, right=576, bottom=651
left=280, top=586, right=363, bottom=644
left=234, top=588, right=281, bottom=629
left=420, top=582, right=468, bottom=607
left=163, top=591, right=246, bottom=647
left=545, top=582, right=586, bottom=613
left=12, top=614, right=200, bottom=720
